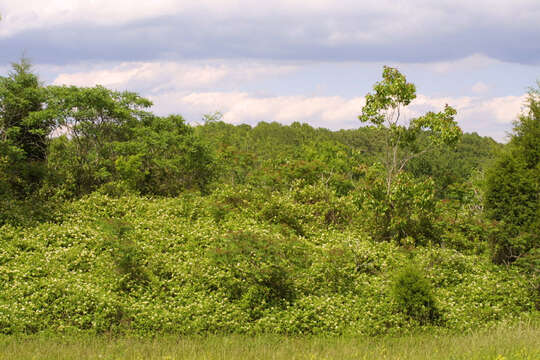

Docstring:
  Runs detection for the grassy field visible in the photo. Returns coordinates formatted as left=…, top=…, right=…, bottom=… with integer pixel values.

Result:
left=0, top=323, right=538, bottom=360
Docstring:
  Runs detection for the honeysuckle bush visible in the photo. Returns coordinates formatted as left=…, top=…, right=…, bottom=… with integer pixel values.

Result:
left=0, top=191, right=537, bottom=336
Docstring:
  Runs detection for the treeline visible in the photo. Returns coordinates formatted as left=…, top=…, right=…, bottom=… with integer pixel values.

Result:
left=196, top=119, right=499, bottom=198
left=0, top=60, right=537, bottom=270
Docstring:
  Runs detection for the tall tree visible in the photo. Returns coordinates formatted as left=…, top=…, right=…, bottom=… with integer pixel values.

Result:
left=43, top=85, right=153, bottom=194
left=485, top=83, right=540, bottom=265
left=44, top=85, right=216, bottom=196
left=359, top=66, right=462, bottom=195
left=0, top=59, right=50, bottom=195
left=357, top=66, right=462, bottom=243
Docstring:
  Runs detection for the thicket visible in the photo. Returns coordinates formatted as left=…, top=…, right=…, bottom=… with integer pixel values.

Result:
left=0, top=61, right=537, bottom=335
left=0, top=193, right=536, bottom=335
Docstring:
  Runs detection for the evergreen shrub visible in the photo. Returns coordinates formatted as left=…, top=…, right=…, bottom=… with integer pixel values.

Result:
left=392, top=265, right=440, bottom=325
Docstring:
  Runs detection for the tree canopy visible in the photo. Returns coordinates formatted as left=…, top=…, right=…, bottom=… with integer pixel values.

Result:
left=359, top=66, right=462, bottom=195
left=0, top=59, right=49, bottom=196
left=485, top=83, right=540, bottom=265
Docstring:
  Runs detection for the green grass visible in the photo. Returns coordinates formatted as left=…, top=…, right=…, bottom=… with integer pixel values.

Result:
left=1, top=323, right=538, bottom=360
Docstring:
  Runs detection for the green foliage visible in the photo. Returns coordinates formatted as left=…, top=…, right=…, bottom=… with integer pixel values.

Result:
left=485, top=84, right=540, bottom=265
left=44, top=89, right=215, bottom=196
left=436, top=177, right=491, bottom=254
left=206, top=184, right=258, bottom=223
left=359, top=66, right=417, bottom=127
left=259, top=194, right=305, bottom=236
left=359, top=66, right=462, bottom=196
left=0, top=63, right=535, bottom=338
left=0, top=59, right=49, bottom=197
left=194, top=119, right=492, bottom=202
left=42, top=85, right=151, bottom=194
left=211, top=231, right=307, bottom=319
left=0, top=60, right=48, bottom=161
left=0, top=194, right=535, bottom=336
left=100, top=219, right=152, bottom=292
left=408, top=133, right=500, bottom=198
left=357, top=67, right=462, bottom=244
left=113, top=114, right=215, bottom=195
left=356, top=165, right=440, bottom=245
left=392, top=265, right=440, bottom=325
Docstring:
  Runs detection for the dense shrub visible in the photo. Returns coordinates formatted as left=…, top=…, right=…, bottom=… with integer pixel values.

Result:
left=0, top=194, right=535, bottom=336
left=259, top=194, right=305, bottom=236
left=437, top=180, right=490, bottom=254
left=206, top=184, right=260, bottom=223
left=392, top=265, right=440, bottom=325
left=210, top=231, right=307, bottom=317
left=100, top=219, right=152, bottom=292
left=356, top=166, right=440, bottom=245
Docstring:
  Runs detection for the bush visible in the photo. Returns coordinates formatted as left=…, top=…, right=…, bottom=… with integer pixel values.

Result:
left=356, top=166, right=440, bottom=245
left=210, top=231, right=308, bottom=319
left=259, top=194, right=305, bottom=236
left=392, top=265, right=440, bottom=325
left=489, top=222, right=539, bottom=265
left=100, top=219, right=152, bottom=292
left=206, top=184, right=259, bottom=223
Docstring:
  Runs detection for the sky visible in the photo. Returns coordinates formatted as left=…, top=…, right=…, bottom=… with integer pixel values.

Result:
left=1, top=1, right=539, bottom=142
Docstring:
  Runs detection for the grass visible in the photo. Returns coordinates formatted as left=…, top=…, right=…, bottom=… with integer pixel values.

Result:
left=0, top=323, right=538, bottom=360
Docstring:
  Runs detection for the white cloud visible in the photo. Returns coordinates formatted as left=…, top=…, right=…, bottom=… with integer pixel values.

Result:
left=51, top=60, right=297, bottom=92
left=150, top=91, right=365, bottom=129
left=53, top=62, right=229, bottom=91
left=467, top=95, right=526, bottom=124
left=36, top=59, right=531, bottom=142
left=146, top=90, right=525, bottom=141
left=410, top=93, right=526, bottom=140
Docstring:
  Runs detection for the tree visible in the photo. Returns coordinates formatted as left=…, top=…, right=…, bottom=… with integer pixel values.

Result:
left=113, top=114, right=216, bottom=195
left=43, top=85, right=152, bottom=194
left=357, top=66, right=462, bottom=243
left=485, top=83, right=540, bottom=265
left=359, top=66, right=462, bottom=195
left=0, top=59, right=50, bottom=196
left=44, top=85, right=215, bottom=196
left=407, top=132, right=500, bottom=198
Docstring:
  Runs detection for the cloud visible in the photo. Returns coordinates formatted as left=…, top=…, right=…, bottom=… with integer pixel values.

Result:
left=52, top=62, right=230, bottom=91
left=43, top=55, right=526, bottom=140
left=410, top=94, right=526, bottom=140
left=467, top=95, right=527, bottom=125
left=150, top=91, right=366, bottom=129
left=422, top=54, right=502, bottom=74
left=146, top=90, right=525, bottom=141
left=2, top=1, right=539, bottom=64
left=31, top=57, right=532, bottom=142
left=51, top=60, right=298, bottom=92
left=0, top=0, right=180, bottom=37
